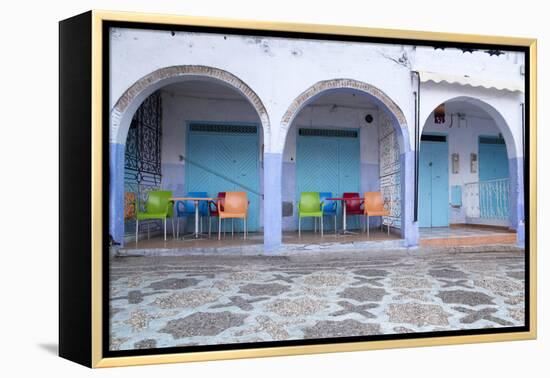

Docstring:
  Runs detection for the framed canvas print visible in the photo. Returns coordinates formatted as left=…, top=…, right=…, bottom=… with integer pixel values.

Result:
left=59, top=10, right=537, bottom=368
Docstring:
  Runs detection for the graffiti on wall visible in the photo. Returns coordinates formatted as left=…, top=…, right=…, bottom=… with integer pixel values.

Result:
left=379, top=112, right=401, bottom=228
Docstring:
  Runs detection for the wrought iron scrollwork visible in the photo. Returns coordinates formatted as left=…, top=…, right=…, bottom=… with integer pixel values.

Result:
left=124, top=91, right=163, bottom=236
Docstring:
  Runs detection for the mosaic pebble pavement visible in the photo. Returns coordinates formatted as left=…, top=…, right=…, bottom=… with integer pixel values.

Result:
left=109, top=251, right=525, bottom=351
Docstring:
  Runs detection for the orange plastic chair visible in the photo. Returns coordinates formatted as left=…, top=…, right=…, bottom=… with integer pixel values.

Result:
left=363, top=192, right=391, bottom=238
left=218, top=192, right=249, bottom=240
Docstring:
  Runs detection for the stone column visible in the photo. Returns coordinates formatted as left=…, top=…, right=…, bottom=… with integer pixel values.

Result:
left=401, top=150, right=420, bottom=247
left=109, top=143, right=125, bottom=246
left=509, top=157, right=525, bottom=246
left=263, top=152, right=283, bottom=251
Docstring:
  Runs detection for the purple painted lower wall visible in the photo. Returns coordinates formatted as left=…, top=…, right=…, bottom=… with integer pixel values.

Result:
left=509, top=157, right=525, bottom=245
left=401, top=151, right=419, bottom=247
left=109, top=143, right=125, bottom=245
left=281, top=161, right=296, bottom=231
left=264, top=153, right=283, bottom=250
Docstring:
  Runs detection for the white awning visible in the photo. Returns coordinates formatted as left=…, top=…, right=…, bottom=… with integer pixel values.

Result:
left=418, top=71, right=524, bottom=92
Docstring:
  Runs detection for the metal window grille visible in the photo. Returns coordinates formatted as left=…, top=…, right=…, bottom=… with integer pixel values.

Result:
left=190, top=123, right=257, bottom=134
left=298, top=128, right=358, bottom=138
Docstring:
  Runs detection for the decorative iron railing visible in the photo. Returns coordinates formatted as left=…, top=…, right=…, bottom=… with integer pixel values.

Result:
left=124, top=91, right=163, bottom=238
left=464, top=178, right=510, bottom=220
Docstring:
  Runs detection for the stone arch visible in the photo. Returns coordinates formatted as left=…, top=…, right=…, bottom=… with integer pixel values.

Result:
left=110, top=65, right=271, bottom=149
left=278, top=78, right=410, bottom=153
left=420, top=95, right=518, bottom=159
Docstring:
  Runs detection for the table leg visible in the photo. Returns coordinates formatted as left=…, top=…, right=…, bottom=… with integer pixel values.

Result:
left=194, top=200, right=199, bottom=238
left=343, top=200, right=347, bottom=232
left=341, top=199, right=357, bottom=235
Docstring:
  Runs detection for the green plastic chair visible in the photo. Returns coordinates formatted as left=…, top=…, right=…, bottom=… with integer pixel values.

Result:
left=136, top=190, right=174, bottom=242
left=297, top=192, right=324, bottom=237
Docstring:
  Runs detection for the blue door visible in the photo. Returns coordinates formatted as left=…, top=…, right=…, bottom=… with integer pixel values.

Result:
left=186, top=123, right=260, bottom=231
left=479, top=137, right=509, bottom=181
left=296, top=129, right=360, bottom=230
left=419, top=136, right=449, bottom=227
left=478, top=136, right=509, bottom=219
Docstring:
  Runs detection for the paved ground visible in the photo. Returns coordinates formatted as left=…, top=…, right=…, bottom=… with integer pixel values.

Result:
left=109, top=249, right=525, bottom=351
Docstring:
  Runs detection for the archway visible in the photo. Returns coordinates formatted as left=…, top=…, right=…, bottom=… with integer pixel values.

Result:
left=111, top=65, right=271, bottom=147
left=278, top=79, right=417, bottom=246
left=419, top=96, right=523, bottom=243
left=109, top=66, right=271, bottom=245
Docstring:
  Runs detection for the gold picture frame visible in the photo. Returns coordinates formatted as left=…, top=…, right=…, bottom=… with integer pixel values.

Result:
left=59, top=9, right=537, bottom=368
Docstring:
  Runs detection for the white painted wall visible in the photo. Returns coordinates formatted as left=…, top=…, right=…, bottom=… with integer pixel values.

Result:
left=160, top=91, right=262, bottom=166
left=419, top=82, right=525, bottom=158
left=423, top=111, right=506, bottom=224
left=110, top=27, right=525, bottom=154
left=282, top=103, right=379, bottom=165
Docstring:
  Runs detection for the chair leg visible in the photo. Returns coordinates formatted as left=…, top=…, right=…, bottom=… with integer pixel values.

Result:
left=244, top=218, right=247, bottom=240
left=147, top=222, right=150, bottom=240
left=314, top=218, right=317, bottom=234
left=334, top=215, right=337, bottom=234
left=367, top=215, right=370, bottom=239
left=164, top=218, right=167, bottom=241
left=387, top=217, right=390, bottom=236
left=171, top=218, right=175, bottom=239
left=320, top=216, right=324, bottom=237
left=231, top=219, right=234, bottom=238
left=218, top=217, right=222, bottom=240
left=135, top=219, right=139, bottom=243
left=298, top=217, right=301, bottom=238
left=208, top=215, right=212, bottom=238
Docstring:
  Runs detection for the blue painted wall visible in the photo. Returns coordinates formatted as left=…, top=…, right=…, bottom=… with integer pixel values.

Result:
left=264, top=153, right=283, bottom=250
left=509, top=157, right=525, bottom=245
left=109, top=143, right=125, bottom=245
left=401, top=151, right=419, bottom=247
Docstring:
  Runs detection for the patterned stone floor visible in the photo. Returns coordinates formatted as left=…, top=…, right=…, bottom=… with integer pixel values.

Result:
left=109, top=250, right=525, bottom=351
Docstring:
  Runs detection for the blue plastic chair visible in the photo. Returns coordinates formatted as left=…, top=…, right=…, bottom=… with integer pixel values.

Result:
left=175, top=192, right=209, bottom=238
left=320, top=192, right=338, bottom=234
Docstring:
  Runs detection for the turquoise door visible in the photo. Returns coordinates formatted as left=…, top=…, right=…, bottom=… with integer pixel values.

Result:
left=296, top=129, right=360, bottom=230
left=186, top=124, right=260, bottom=231
left=419, top=136, right=449, bottom=227
left=478, top=136, right=509, bottom=219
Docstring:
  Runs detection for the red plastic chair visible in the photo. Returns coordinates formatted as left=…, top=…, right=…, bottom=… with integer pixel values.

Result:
left=208, top=192, right=226, bottom=234
left=343, top=192, right=363, bottom=230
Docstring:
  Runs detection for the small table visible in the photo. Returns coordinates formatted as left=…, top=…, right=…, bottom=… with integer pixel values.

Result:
left=170, top=197, right=218, bottom=239
left=327, top=197, right=365, bottom=235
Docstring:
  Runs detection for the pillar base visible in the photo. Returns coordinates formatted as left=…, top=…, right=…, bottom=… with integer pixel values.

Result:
left=263, top=153, right=283, bottom=251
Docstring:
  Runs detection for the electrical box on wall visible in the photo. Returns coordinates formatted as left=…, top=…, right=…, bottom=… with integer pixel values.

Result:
left=470, top=153, right=478, bottom=173
left=452, top=153, right=459, bottom=174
